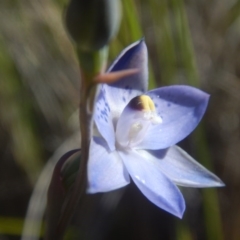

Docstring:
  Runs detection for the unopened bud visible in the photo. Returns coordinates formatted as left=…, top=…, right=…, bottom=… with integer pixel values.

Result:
left=65, top=0, right=121, bottom=52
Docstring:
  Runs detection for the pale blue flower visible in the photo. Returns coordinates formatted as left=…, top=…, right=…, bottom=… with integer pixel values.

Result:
left=87, top=40, right=224, bottom=218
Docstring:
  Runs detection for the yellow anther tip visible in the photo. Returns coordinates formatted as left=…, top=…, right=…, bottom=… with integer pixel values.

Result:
left=139, top=95, right=155, bottom=112
left=129, top=95, right=156, bottom=112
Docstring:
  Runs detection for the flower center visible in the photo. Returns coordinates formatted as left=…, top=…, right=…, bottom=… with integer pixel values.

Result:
left=116, top=95, right=162, bottom=149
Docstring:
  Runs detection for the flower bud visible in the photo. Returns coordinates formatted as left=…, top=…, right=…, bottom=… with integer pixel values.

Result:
left=65, top=0, right=121, bottom=52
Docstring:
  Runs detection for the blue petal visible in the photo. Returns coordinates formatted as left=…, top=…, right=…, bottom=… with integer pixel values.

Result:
left=94, top=40, right=148, bottom=149
left=104, top=40, right=148, bottom=119
left=137, top=85, right=209, bottom=149
left=94, top=85, right=116, bottom=151
left=138, top=146, right=225, bottom=187
left=119, top=150, right=185, bottom=218
left=87, top=137, right=130, bottom=193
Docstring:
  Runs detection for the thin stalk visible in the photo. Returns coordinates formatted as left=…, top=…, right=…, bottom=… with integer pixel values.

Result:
left=170, top=0, right=199, bottom=86
left=48, top=46, right=107, bottom=239
left=52, top=76, right=96, bottom=240
left=148, top=0, right=177, bottom=85
left=47, top=46, right=105, bottom=239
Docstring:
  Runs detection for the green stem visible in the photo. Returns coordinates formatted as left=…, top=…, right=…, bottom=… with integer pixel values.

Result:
left=52, top=79, right=96, bottom=240
left=47, top=48, right=105, bottom=239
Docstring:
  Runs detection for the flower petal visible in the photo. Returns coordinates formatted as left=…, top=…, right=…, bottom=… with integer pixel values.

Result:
left=94, top=85, right=116, bottom=151
left=104, top=40, right=148, bottom=119
left=137, top=85, right=209, bottom=149
left=119, top=150, right=185, bottom=218
left=94, top=40, right=148, bottom=149
left=87, top=137, right=130, bottom=193
left=138, top=146, right=225, bottom=187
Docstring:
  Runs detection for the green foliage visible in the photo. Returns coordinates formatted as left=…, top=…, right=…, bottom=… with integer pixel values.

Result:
left=0, top=36, right=43, bottom=183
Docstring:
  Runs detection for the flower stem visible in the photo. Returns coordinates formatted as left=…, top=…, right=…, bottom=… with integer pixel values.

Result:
left=44, top=47, right=106, bottom=240
left=53, top=74, right=96, bottom=240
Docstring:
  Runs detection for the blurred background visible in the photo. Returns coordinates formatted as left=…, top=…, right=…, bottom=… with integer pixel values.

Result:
left=0, top=0, right=240, bottom=239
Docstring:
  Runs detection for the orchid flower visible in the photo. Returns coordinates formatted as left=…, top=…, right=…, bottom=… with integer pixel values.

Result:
left=87, top=40, right=224, bottom=218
